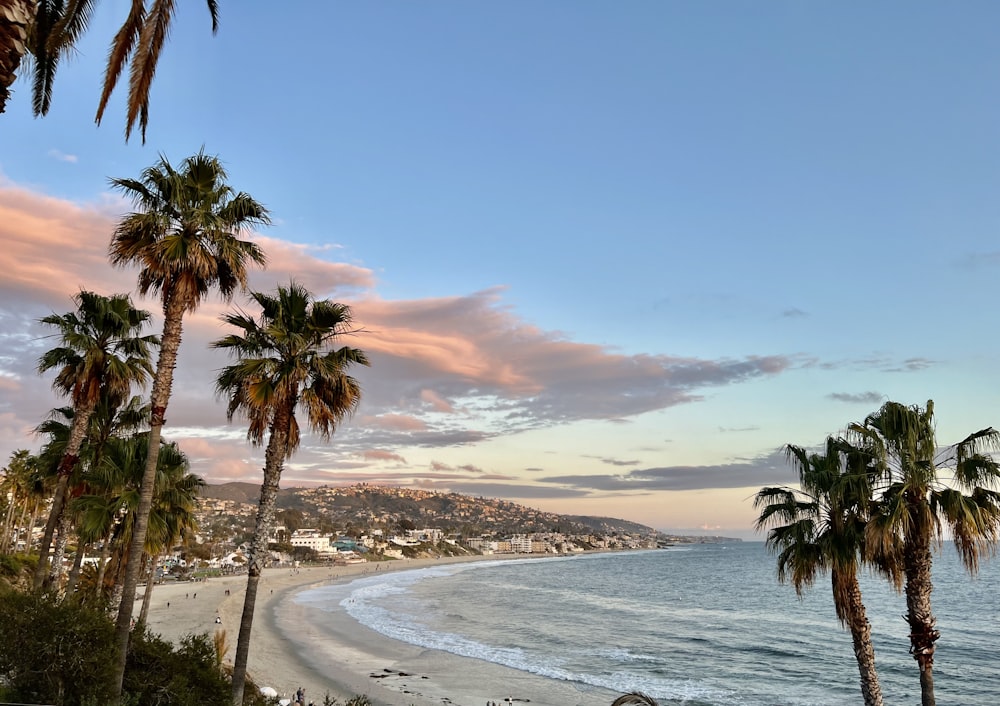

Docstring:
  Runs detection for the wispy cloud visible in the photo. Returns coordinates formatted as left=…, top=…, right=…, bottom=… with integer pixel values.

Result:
left=827, top=391, right=883, bottom=404
left=47, top=149, right=78, bottom=164
left=539, top=448, right=793, bottom=492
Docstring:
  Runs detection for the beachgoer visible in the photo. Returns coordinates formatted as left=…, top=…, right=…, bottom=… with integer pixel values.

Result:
left=215, top=616, right=222, bottom=624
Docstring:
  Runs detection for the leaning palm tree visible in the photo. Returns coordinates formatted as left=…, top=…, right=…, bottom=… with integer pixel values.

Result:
left=213, top=283, right=368, bottom=705
left=32, top=290, right=156, bottom=590
left=2, top=0, right=219, bottom=140
left=850, top=400, right=1000, bottom=706
left=755, top=438, right=890, bottom=706
left=107, top=149, right=269, bottom=699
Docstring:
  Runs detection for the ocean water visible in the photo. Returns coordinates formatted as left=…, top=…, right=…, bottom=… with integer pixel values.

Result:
left=293, top=543, right=1000, bottom=705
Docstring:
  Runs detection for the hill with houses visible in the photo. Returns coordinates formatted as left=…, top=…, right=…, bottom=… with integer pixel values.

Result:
left=194, top=483, right=735, bottom=560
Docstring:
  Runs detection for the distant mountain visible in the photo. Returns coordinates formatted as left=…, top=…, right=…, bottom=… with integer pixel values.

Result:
left=200, top=481, right=261, bottom=504
left=560, top=515, right=657, bottom=536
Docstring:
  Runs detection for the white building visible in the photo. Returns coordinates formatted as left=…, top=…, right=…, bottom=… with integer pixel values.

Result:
left=290, top=529, right=334, bottom=555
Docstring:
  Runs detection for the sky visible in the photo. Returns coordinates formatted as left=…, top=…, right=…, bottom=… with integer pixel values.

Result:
left=2, top=2, right=1000, bottom=539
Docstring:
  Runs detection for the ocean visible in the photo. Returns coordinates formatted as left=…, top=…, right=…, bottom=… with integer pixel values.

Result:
left=292, top=543, right=1000, bottom=705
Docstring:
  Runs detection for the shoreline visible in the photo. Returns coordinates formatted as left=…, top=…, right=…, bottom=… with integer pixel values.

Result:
left=141, top=552, right=626, bottom=706
left=140, top=554, right=599, bottom=704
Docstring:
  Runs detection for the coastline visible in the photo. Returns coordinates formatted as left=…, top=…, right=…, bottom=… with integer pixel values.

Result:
left=141, top=553, right=624, bottom=706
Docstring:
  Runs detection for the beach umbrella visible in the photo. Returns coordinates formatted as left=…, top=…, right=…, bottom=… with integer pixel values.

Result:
left=259, top=686, right=278, bottom=697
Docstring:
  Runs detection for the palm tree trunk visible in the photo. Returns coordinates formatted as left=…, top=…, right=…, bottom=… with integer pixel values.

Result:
left=65, top=539, right=87, bottom=596
left=138, top=553, right=158, bottom=625
left=839, top=573, right=884, bottom=706
left=111, top=294, right=185, bottom=701
left=48, top=507, right=73, bottom=589
left=0, top=492, right=15, bottom=553
left=904, top=511, right=939, bottom=706
left=33, top=400, right=95, bottom=590
left=24, top=502, right=37, bottom=554
left=95, top=532, right=113, bottom=598
left=0, top=0, right=33, bottom=114
left=231, top=409, right=291, bottom=706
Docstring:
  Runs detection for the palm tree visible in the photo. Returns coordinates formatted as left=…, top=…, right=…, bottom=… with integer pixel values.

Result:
left=66, top=394, right=150, bottom=596
left=850, top=400, right=1000, bottom=706
left=33, top=290, right=156, bottom=590
left=755, top=438, right=890, bottom=706
left=0, top=449, right=37, bottom=553
left=1, top=0, right=219, bottom=140
left=136, top=440, right=203, bottom=624
left=213, top=283, right=368, bottom=705
left=74, top=434, right=201, bottom=613
left=107, top=149, right=269, bottom=699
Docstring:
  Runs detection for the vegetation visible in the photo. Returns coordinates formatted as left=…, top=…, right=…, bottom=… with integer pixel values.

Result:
left=0, top=585, right=117, bottom=705
left=212, top=283, right=368, bottom=705
left=0, top=584, right=278, bottom=706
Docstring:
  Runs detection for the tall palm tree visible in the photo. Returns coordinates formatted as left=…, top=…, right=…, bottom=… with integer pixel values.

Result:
left=755, top=438, right=890, bottom=706
left=33, top=290, right=156, bottom=590
left=1, top=0, right=219, bottom=140
left=213, top=283, right=368, bottom=705
left=107, top=149, right=269, bottom=698
left=850, top=400, right=1000, bottom=706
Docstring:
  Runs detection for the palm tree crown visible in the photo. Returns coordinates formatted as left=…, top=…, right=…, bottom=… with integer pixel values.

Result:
left=213, top=282, right=369, bottom=449
left=38, top=290, right=157, bottom=416
left=108, top=150, right=269, bottom=314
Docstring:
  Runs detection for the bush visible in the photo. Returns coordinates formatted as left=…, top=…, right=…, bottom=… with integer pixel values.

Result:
left=0, top=586, right=118, bottom=706
left=0, top=586, right=277, bottom=705
left=124, top=628, right=231, bottom=706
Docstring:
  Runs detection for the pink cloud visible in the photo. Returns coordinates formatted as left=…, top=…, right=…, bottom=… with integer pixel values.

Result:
left=360, top=414, right=428, bottom=432
left=420, top=389, right=454, bottom=413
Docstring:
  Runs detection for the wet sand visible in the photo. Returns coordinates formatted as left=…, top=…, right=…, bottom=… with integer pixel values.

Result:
left=141, top=556, right=620, bottom=706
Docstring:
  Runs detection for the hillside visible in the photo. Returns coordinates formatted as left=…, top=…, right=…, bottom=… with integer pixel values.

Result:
left=200, top=482, right=659, bottom=537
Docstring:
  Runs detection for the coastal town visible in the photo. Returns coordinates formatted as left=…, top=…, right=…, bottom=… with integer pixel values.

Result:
left=185, top=484, right=735, bottom=574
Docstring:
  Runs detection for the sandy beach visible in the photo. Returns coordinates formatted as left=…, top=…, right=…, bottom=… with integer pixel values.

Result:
left=140, top=556, right=621, bottom=706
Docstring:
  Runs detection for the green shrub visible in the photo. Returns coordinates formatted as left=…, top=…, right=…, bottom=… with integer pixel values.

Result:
left=0, top=586, right=118, bottom=706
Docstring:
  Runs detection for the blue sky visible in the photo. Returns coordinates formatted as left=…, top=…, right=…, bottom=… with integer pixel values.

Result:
left=2, top=2, right=1000, bottom=537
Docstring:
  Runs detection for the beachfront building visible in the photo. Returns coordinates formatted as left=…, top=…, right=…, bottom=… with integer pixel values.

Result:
left=464, top=537, right=498, bottom=553
left=405, top=528, right=444, bottom=543
left=289, top=529, right=335, bottom=555
left=510, top=534, right=532, bottom=553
